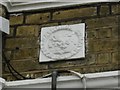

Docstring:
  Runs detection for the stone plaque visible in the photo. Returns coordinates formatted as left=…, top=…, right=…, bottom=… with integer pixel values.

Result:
left=40, top=23, right=85, bottom=62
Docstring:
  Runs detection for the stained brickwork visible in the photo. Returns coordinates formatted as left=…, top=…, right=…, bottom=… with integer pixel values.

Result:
left=10, top=14, right=24, bottom=25
left=26, top=13, right=50, bottom=24
left=2, top=2, right=120, bottom=81
left=52, top=7, right=97, bottom=20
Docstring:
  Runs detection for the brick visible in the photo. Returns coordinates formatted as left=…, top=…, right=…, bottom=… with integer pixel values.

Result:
left=4, top=50, right=12, bottom=60
left=111, top=52, right=118, bottom=64
left=86, top=16, right=118, bottom=29
left=61, top=20, right=82, bottom=25
left=10, top=14, right=24, bottom=25
left=98, top=39, right=118, bottom=52
left=53, top=7, right=97, bottom=20
left=86, top=53, right=97, bottom=65
left=87, top=39, right=100, bottom=52
left=26, top=13, right=50, bottom=24
left=97, top=53, right=111, bottom=64
left=87, top=29, right=99, bottom=39
left=2, top=74, right=24, bottom=81
left=5, top=38, right=39, bottom=49
left=112, top=4, right=120, bottom=14
left=68, top=65, right=111, bottom=74
left=23, top=70, right=49, bottom=76
left=10, top=28, right=14, bottom=36
left=41, top=23, right=58, bottom=27
left=48, top=59, right=86, bottom=69
left=17, top=25, right=40, bottom=37
left=34, top=71, right=49, bottom=78
left=67, top=66, right=86, bottom=74
left=48, top=61, right=72, bottom=69
left=100, top=5, right=109, bottom=16
left=13, top=48, right=38, bottom=60
left=87, top=26, right=113, bottom=39
left=87, top=66, right=98, bottom=73
left=3, top=70, right=49, bottom=81
left=5, top=75, right=16, bottom=81
left=88, top=64, right=118, bottom=73
left=87, top=38, right=118, bottom=52
left=6, top=27, right=14, bottom=37
left=86, top=65, right=98, bottom=73
left=111, top=26, right=119, bottom=39
left=5, top=59, right=48, bottom=72
left=98, top=27, right=112, bottom=39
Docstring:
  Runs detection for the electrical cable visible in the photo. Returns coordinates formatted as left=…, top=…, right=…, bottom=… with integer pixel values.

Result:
left=68, top=70, right=87, bottom=90
left=3, top=52, right=21, bottom=80
left=43, top=70, right=84, bottom=78
left=2, top=51, right=29, bottom=80
left=4, top=59, right=20, bottom=80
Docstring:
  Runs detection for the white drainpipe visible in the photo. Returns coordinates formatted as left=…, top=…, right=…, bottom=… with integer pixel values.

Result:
left=0, top=70, right=119, bottom=89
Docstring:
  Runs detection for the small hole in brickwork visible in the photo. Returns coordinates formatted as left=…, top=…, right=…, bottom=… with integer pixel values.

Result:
left=95, top=29, right=99, bottom=31
left=15, top=47, right=19, bottom=50
left=47, top=15, right=49, bottom=18
left=40, top=17, right=42, bottom=20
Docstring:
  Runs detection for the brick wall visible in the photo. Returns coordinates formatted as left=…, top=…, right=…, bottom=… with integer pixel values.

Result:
left=2, top=2, right=120, bottom=81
